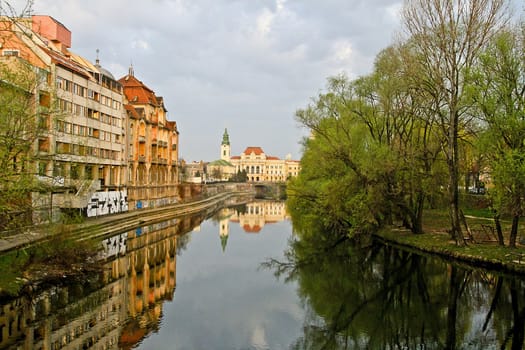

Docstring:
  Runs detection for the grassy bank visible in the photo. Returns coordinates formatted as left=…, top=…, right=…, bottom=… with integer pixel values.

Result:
left=376, top=208, right=525, bottom=275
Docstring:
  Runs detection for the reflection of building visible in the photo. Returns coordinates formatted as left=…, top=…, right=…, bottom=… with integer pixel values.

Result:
left=214, top=201, right=288, bottom=252
left=0, top=214, right=204, bottom=350
left=230, top=201, right=289, bottom=233
left=218, top=208, right=231, bottom=252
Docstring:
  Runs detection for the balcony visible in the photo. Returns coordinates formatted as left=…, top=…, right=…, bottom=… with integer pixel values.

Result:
left=138, top=135, right=146, bottom=143
left=138, top=155, right=146, bottom=163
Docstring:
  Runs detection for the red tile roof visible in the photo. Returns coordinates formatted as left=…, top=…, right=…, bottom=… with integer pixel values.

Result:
left=118, top=74, right=161, bottom=107
left=166, top=121, right=178, bottom=132
left=243, top=147, right=264, bottom=155
left=124, top=105, right=140, bottom=119
left=243, top=224, right=261, bottom=233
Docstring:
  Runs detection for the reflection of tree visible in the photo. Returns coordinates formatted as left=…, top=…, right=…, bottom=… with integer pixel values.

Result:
left=268, top=231, right=525, bottom=349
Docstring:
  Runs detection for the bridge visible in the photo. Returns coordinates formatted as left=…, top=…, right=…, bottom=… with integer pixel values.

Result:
left=253, top=182, right=287, bottom=199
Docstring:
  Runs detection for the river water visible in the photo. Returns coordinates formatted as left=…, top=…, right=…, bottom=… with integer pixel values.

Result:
left=0, top=200, right=524, bottom=349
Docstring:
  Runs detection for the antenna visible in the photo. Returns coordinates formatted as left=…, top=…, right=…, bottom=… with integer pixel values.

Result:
left=95, top=48, right=100, bottom=66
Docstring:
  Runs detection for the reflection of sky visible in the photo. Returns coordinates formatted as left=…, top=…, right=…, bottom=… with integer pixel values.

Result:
left=136, top=219, right=303, bottom=350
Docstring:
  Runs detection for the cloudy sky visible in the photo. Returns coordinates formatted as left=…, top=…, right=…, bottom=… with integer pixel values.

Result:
left=7, top=0, right=518, bottom=162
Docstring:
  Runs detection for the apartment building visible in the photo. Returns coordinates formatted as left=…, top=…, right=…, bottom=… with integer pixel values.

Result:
left=0, top=15, right=128, bottom=220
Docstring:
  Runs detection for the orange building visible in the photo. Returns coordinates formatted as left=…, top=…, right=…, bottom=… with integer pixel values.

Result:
left=118, top=68, right=180, bottom=209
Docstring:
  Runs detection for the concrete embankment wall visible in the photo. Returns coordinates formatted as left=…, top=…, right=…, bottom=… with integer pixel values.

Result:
left=0, top=183, right=255, bottom=254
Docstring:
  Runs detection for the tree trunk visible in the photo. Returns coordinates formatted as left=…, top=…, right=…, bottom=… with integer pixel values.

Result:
left=413, top=192, right=425, bottom=234
left=509, top=215, right=520, bottom=248
left=494, top=214, right=505, bottom=246
left=448, top=161, right=463, bottom=244
left=448, top=112, right=464, bottom=245
left=459, top=209, right=474, bottom=243
left=445, top=266, right=459, bottom=350
left=510, top=280, right=525, bottom=350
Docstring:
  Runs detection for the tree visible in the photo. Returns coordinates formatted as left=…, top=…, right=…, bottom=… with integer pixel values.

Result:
left=291, top=76, right=388, bottom=240
left=355, top=45, right=447, bottom=233
left=211, top=167, right=222, bottom=181
left=470, top=24, right=525, bottom=247
left=0, top=55, right=49, bottom=229
left=401, top=0, right=510, bottom=244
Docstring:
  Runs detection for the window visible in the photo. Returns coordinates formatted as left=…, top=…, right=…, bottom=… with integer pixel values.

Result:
left=73, top=84, right=85, bottom=96
left=38, top=162, right=47, bottom=176
left=55, top=77, right=64, bottom=89
left=70, top=164, right=79, bottom=179
left=64, top=79, right=72, bottom=92
left=2, top=49, right=19, bottom=57
left=85, top=165, right=93, bottom=180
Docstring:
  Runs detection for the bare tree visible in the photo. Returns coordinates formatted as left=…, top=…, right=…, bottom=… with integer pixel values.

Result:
left=401, top=0, right=510, bottom=244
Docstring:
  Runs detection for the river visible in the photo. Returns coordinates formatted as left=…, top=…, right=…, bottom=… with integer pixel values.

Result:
left=0, top=200, right=524, bottom=349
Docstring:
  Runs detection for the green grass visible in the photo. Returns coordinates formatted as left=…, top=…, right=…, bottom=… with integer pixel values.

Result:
left=378, top=208, right=525, bottom=274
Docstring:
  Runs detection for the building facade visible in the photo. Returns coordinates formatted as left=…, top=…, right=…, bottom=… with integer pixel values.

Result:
left=118, top=68, right=180, bottom=210
left=219, top=129, right=300, bottom=183
left=1, top=15, right=128, bottom=220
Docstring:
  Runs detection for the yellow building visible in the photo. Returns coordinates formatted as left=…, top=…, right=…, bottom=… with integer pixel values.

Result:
left=219, top=129, right=300, bottom=183
left=118, top=68, right=180, bottom=209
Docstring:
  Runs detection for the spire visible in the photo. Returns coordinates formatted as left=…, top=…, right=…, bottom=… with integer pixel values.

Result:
left=129, top=63, right=134, bottom=77
left=222, top=128, right=230, bottom=146
left=220, top=234, right=228, bottom=252
left=95, top=48, right=100, bottom=66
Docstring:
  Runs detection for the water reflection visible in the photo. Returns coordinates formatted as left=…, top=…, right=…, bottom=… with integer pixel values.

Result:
left=216, top=201, right=289, bottom=251
left=4, top=199, right=523, bottom=349
left=0, top=200, right=293, bottom=350
left=0, top=212, right=203, bottom=350
left=276, top=237, right=525, bottom=350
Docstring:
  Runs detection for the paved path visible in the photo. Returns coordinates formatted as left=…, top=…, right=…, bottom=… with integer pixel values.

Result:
left=0, top=192, right=248, bottom=254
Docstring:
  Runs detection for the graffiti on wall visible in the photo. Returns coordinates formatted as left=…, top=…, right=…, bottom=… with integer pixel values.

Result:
left=87, top=190, right=129, bottom=217
left=100, top=232, right=128, bottom=259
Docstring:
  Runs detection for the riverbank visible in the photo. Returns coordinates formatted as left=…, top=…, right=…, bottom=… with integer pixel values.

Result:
left=0, top=189, right=254, bottom=254
left=375, top=224, right=525, bottom=276
left=0, top=189, right=255, bottom=297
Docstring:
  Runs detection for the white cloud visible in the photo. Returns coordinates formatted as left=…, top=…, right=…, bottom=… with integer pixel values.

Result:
left=332, top=39, right=353, bottom=62
left=131, top=39, right=150, bottom=51
left=25, top=0, right=406, bottom=161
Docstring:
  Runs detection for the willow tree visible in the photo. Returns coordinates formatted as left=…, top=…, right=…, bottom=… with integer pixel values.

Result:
left=354, top=44, right=447, bottom=234
left=290, top=74, right=400, bottom=241
left=470, top=24, right=525, bottom=247
left=401, top=0, right=510, bottom=244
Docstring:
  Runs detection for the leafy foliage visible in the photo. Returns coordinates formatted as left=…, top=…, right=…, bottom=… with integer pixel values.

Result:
left=0, top=57, right=49, bottom=229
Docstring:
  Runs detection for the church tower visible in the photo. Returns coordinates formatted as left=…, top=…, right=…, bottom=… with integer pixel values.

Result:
left=221, top=128, right=231, bottom=161
left=219, top=217, right=229, bottom=252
